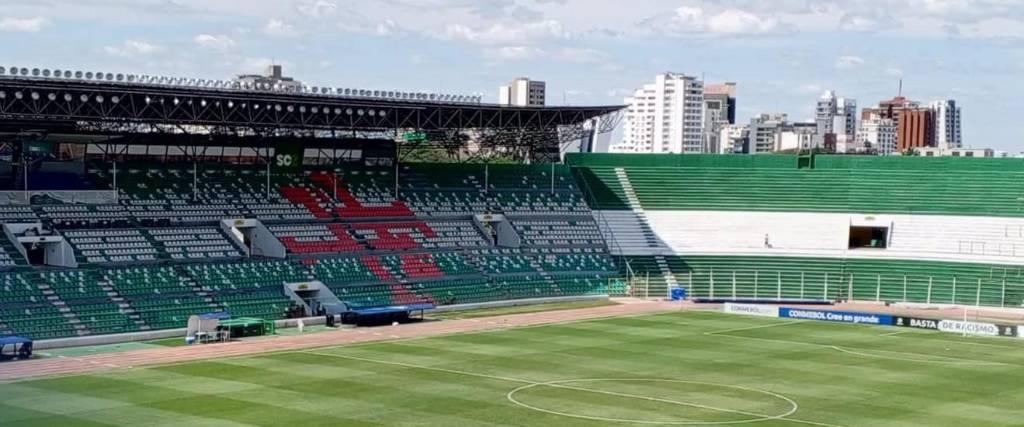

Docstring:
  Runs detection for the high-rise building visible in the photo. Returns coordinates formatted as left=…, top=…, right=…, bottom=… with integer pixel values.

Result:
left=718, top=124, right=749, bottom=154
left=499, top=77, right=546, bottom=106
left=615, top=73, right=705, bottom=154
left=747, top=113, right=788, bottom=154
left=702, top=82, right=737, bottom=154
left=930, top=100, right=962, bottom=149
left=814, top=90, right=856, bottom=148
left=858, top=114, right=897, bottom=155
left=862, top=96, right=935, bottom=152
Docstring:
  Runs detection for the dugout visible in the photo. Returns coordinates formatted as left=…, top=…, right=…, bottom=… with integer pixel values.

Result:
left=219, top=317, right=275, bottom=338
left=0, top=336, right=32, bottom=361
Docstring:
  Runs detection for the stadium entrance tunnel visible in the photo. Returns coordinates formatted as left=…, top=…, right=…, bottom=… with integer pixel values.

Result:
left=506, top=378, right=798, bottom=425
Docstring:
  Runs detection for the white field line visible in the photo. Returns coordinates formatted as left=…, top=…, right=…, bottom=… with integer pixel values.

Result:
left=301, top=350, right=850, bottom=427
left=706, top=325, right=1013, bottom=366
left=878, top=330, right=910, bottom=337
left=702, top=320, right=807, bottom=336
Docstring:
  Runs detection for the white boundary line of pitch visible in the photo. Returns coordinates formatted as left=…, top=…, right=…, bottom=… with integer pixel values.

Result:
left=300, top=350, right=848, bottom=427
left=703, top=320, right=1012, bottom=366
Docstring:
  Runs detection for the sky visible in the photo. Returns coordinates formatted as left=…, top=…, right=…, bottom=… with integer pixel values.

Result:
left=2, top=0, right=1023, bottom=150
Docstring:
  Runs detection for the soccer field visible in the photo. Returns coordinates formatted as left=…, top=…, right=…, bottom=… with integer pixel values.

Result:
left=1, top=310, right=1022, bottom=427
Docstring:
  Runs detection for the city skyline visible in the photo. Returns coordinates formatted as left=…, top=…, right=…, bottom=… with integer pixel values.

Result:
left=2, top=1, right=1021, bottom=149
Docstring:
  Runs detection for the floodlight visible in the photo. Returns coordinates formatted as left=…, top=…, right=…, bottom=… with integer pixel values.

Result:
left=47, top=93, right=55, bottom=101
left=145, top=96, right=152, bottom=104
left=173, top=97, right=180, bottom=105
left=31, top=68, right=40, bottom=76
left=311, top=106, right=319, bottom=114
left=75, top=71, right=83, bottom=79
left=299, top=106, right=306, bottom=113
left=357, top=109, right=364, bottom=116
left=274, top=104, right=282, bottom=112
left=63, top=93, right=72, bottom=102
left=379, top=110, right=386, bottom=116
left=30, top=92, right=39, bottom=100
left=200, top=99, right=207, bottom=107
left=333, top=107, right=341, bottom=115
left=286, top=105, right=294, bottom=112
left=79, top=94, right=88, bottom=102
left=0, top=91, right=4, bottom=99
left=105, top=73, right=114, bottom=81
left=19, top=68, right=28, bottom=76
left=42, top=69, right=51, bottom=77
left=14, top=91, right=23, bottom=99
left=368, top=109, right=376, bottom=117
left=345, top=108, right=353, bottom=115
left=111, top=96, right=120, bottom=104
left=0, top=66, right=5, bottom=75
left=95, top=95, right=104, bottom=103
left=227, top=100, right=234, bottom=108
left=86, top=72, right=94, bottom=79
left=53, top=69, right=62, bottom=77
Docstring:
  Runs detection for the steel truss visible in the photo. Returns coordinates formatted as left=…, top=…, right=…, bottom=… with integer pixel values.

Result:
left=0, top=77, right=622, bottom=161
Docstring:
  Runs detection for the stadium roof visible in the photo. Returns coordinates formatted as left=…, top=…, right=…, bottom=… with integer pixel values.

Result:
left=0, top=72, right=624, bottom=134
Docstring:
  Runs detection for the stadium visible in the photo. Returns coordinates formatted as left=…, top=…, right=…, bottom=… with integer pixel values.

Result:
left=0, top=66, right=1022, bottom=427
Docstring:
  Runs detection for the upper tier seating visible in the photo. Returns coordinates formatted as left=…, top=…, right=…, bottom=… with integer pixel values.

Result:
left=512, top=220, right=606, bottom=247
left=350, top=221, right=435, bottom=250
left=148, top=227, right=243, bottom=260
left=64, top=229, right=159, bottom=263
left=42, top=204, right=131, bottom=228
left=0, top=205, right=39, bottom=223
left=569, top=153, right=1024, bottom=217
left=271, top=223, right=363, bottom=253
left=496, top=192, right=591, bottom=216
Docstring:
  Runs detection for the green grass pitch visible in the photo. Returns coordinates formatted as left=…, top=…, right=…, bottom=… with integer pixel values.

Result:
left=2, top=310, right=1022, bottom=426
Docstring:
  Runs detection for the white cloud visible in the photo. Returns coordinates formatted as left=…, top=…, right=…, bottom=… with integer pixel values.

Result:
left=482, top=46, right=542, bottom=61
left=644, top=6, right=781, bottom=36
left=442, top=20, right=570, bottom=44
left=835, top=55, right=865, bottom=69
left=264, top=18, right=300, bottom=37
left=103, top=39, right=163, bottom=57
left=193, top=34, right=236, bottom=50
left=0, top=17, right=47, bottom=32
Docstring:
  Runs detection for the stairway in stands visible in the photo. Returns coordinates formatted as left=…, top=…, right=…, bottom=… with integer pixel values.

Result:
left=33, top=277, right=88, bottom=336
left=610, top=168, right=671, bottom=253
left=359, top=254, right=434, bottom=305
left=654, top=256, right=680, bottom=290
left=614, top=168, right=677, bottom=292
left=96, top=275, right=148, bottom=331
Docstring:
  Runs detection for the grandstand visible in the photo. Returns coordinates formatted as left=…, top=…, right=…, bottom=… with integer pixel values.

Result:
left=569, top=153, right=1024, bottom=305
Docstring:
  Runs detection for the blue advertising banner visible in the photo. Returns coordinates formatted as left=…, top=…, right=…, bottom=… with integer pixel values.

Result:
left=779, top=308, right=893, bottom=325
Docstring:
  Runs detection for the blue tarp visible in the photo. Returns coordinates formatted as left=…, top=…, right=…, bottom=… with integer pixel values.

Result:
left=0, top=336, right=31, bottom=345
left=351, top=303, right=435, bottom=315
left=198, top=311, right=232, bottom=320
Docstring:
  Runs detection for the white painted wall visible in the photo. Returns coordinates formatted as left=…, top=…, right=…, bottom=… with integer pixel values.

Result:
left=595, top=209, right=1024, bottom=266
